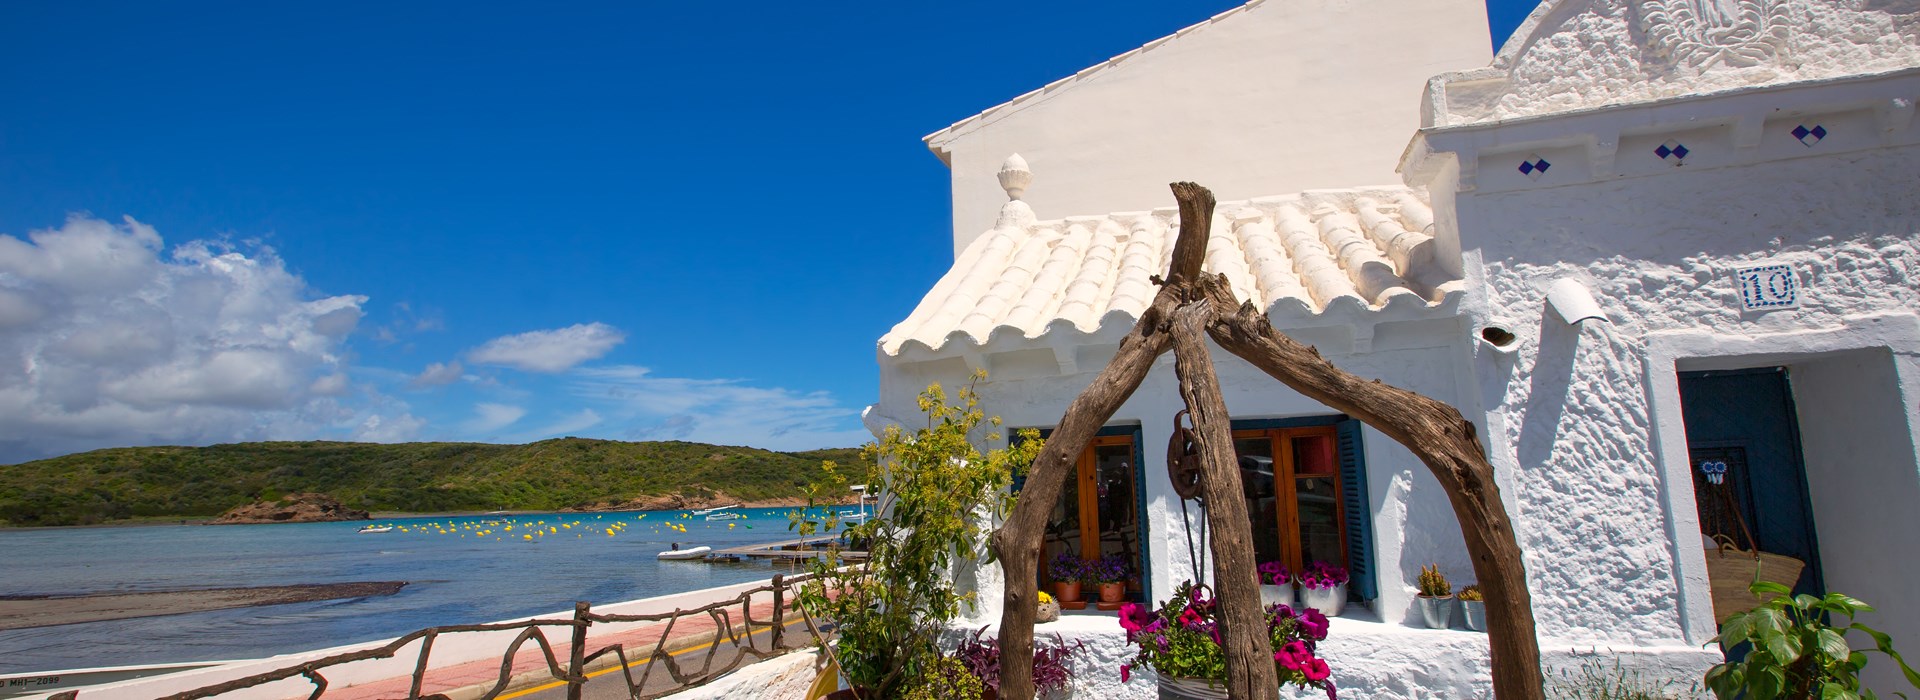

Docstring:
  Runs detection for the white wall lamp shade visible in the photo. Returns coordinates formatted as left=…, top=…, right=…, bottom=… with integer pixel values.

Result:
left=1546, top=279, right=1609, bottom=325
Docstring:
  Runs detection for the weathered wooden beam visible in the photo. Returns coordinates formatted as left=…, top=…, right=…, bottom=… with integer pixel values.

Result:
left=1199, top=276, right=1546, bottom=700
left=988, top=311, right=1171, bottom=700
left=1170, top=300, right=1280, bottom=700
left=990, top=182, right=1217, bottom=700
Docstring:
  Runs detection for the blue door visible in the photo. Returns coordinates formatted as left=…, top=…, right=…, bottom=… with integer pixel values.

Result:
left=1678, top=368, right=1824, bottom=597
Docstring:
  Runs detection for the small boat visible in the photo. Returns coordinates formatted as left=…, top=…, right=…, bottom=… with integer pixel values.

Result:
left=691, top=504, right=740, bottom=516
left=836, top=510, right=867, bottom=523
left=657, top=545, right=711, bottom=560
left=358, top=525, right=394, bottom=534
left=705, top=511, right=746, bottom=521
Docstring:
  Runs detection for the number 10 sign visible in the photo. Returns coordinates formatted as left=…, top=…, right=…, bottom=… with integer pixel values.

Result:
left=1736, top=264, right=1799, bottom=312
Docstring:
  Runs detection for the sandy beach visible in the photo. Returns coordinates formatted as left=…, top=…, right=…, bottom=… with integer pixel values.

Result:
left=0, top=582, right=407, bottom=631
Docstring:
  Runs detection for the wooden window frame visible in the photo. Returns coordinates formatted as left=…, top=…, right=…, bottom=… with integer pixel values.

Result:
left=1073, top=435, right=1137, bottom=562
left=1232, top=425, right=1350, bottom=573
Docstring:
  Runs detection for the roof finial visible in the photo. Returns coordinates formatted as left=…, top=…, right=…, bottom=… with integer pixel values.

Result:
left=998, top=153, right=1032, bottom=201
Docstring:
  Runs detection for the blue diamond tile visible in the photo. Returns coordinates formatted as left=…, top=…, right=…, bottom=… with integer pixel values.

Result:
left=1794, top=124, right=1827, bottom=147
left=1518, top=154, right=1552, bottom=180
left=1656, top=140, right=1691, bottom=163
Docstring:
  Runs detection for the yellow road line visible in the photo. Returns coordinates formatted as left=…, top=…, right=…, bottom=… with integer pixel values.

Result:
left=497, top=619, right=805, bottom=700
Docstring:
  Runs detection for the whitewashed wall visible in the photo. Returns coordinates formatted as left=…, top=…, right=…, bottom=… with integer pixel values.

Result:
left=926, top=0, right=1492, bottom=256
left=873, top=325, right=1481, bottom=631
left=1437, top=121, right=1920, bottom=689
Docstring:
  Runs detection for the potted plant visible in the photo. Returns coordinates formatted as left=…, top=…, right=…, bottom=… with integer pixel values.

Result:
left=956, top=626, right=1086, bottom=700
left=1090, top=554, right=1131, bottom=608
left=1117, top=582, right=1339, bottom=700
left=903, top=655, right=986, bottom=700
left=1036, top=590, right=1060, bottom=623
left=1297, top=560, right=1349, bottom=617
left=791, top=376, right=1043, bottom=700
left=1457, top=585, right=1484, bottom=632
left=1257, top=561, right=1295, bottom=609
left=1049, top=552, right=1087, bottom=608
left=1416, top=564, right=1453, bottom=629
left=1704, top=582, right=1920, bottom=699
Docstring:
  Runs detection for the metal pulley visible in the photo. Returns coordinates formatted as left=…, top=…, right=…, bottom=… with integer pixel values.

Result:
left=1166, top=409, right=1205, bottom=501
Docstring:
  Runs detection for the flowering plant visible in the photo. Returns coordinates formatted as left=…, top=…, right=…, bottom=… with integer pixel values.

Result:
left=955, top=626, right=1084, bottom=696
left=1258, top=561, right=1292, bottom=586
left=1117, top=581, right=1338, bottom=698
left=1297, top=561, right=1349, bottom=590
left=1087, top=554, right=1131, bottom=584
left=1048, top=552, right=1087, bottom=583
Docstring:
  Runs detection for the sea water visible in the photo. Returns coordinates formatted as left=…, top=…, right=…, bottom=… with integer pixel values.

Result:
left=0, top=507, right=853, bottom=673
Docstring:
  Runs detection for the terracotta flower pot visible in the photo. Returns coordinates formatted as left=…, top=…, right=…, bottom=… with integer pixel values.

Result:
left=1098, top=581, right=1127, bottom=602
left=1053, top=581, right=1083, bottom=602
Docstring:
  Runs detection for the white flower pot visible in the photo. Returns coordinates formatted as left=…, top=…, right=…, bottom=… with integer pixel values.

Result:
left=1158, top=676, right=1231, bottom=700
left=1417, top=594, right=1455, bottom=629
left=1299, top=582, right=1346, bottom=617
left=1259, top=583, right=1296, bottom=610
left=1461, top=599, right=1485, bottom=631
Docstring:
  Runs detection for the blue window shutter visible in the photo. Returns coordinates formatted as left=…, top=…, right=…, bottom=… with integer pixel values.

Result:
left=1337, top=419, right=1377, bottom=601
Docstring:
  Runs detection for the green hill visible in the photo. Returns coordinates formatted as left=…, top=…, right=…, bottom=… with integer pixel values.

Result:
left=0, top=438, right=871, bottom=527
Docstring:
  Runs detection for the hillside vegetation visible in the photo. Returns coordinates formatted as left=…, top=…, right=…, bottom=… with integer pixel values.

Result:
left=0, top=438, right=871, bottom=527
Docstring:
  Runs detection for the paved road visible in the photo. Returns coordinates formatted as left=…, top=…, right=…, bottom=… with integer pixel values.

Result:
left=502, top=616, right=819, bottom=700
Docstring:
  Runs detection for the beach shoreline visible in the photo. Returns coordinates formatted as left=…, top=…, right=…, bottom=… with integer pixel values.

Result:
left=0, top=499, right=861, bottom=531
left=0, top=582, right=409, bottom=631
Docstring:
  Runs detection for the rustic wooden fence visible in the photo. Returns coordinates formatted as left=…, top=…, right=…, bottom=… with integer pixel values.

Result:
left=143, top=571, right=823, bottom=700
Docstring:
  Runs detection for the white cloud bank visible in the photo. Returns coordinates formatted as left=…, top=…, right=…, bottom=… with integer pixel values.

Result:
left=410, top=360, right=465, bottom=388
left=468, top=323, right=625, bottom=373
left=0, top=215, right=418, bottom=463
left=463, top=402, right=527, bottom=434
left=571, top=366, right=869, bottom=452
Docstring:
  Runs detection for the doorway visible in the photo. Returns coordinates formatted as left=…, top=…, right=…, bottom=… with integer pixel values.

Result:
left=1678, top=368, right=1824, bottom=599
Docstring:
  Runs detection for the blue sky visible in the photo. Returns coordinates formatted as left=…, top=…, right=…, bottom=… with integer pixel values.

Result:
left=0, top=1, right=1538, bottom=462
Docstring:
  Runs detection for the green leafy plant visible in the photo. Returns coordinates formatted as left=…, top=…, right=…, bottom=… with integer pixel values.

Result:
left=1418, top=564, right=1451, bottom=597
left=1549, top=653, right=1699, bottom=700
left=1704, top=581, right=1920, bottom=700
left=903, top=655, right=985, bottom=700
left=791, top=372, right=1042, bottom=699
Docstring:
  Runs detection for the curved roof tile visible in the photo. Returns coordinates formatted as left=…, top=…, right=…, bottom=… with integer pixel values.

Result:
left=880, top=187, right=1460, bottom=356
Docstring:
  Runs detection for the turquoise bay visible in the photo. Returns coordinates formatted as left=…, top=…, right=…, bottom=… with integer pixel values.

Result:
left=0, top=507, right=842, bottom=673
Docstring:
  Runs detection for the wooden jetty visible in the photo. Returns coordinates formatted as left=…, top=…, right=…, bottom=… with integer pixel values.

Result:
left=702, top=535, right=866, bottom=563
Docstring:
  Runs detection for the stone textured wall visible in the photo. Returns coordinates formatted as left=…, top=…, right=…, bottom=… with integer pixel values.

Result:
left=1445, top=0, right=1920, bottom=124
left=1462, top=143, right=1920, bottom=647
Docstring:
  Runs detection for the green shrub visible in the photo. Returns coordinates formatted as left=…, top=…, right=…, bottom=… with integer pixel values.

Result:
left=1704, top=582, right=1920, bottom=700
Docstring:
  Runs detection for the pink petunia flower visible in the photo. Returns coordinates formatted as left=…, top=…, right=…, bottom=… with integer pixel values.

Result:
left=1303, top=658, right=1332, bottom=682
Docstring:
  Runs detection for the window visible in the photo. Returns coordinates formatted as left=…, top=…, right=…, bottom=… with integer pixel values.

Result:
left=1020, top=427, right=1148, bottom=602
left=1231, top=417, right=1376, bottom=602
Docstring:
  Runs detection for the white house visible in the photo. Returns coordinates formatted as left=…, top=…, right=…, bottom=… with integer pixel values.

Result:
left=872, top=0, right=1920, bottom=696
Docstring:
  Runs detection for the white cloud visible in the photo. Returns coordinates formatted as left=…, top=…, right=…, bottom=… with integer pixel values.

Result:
left=354, top=412, right=426, bottom=443
left=516, top=408, right=603, bottom=441
left=570, top=365, right=869, bottom=451
left=309, top=373, right=350, bottom=396
left=410, top=360, right=465, bottom=389
left=464, top=403, right=527, bottom=434
left=0, top=215, right=414, bottom=463
left=468, top=323, right=625, bottom=373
